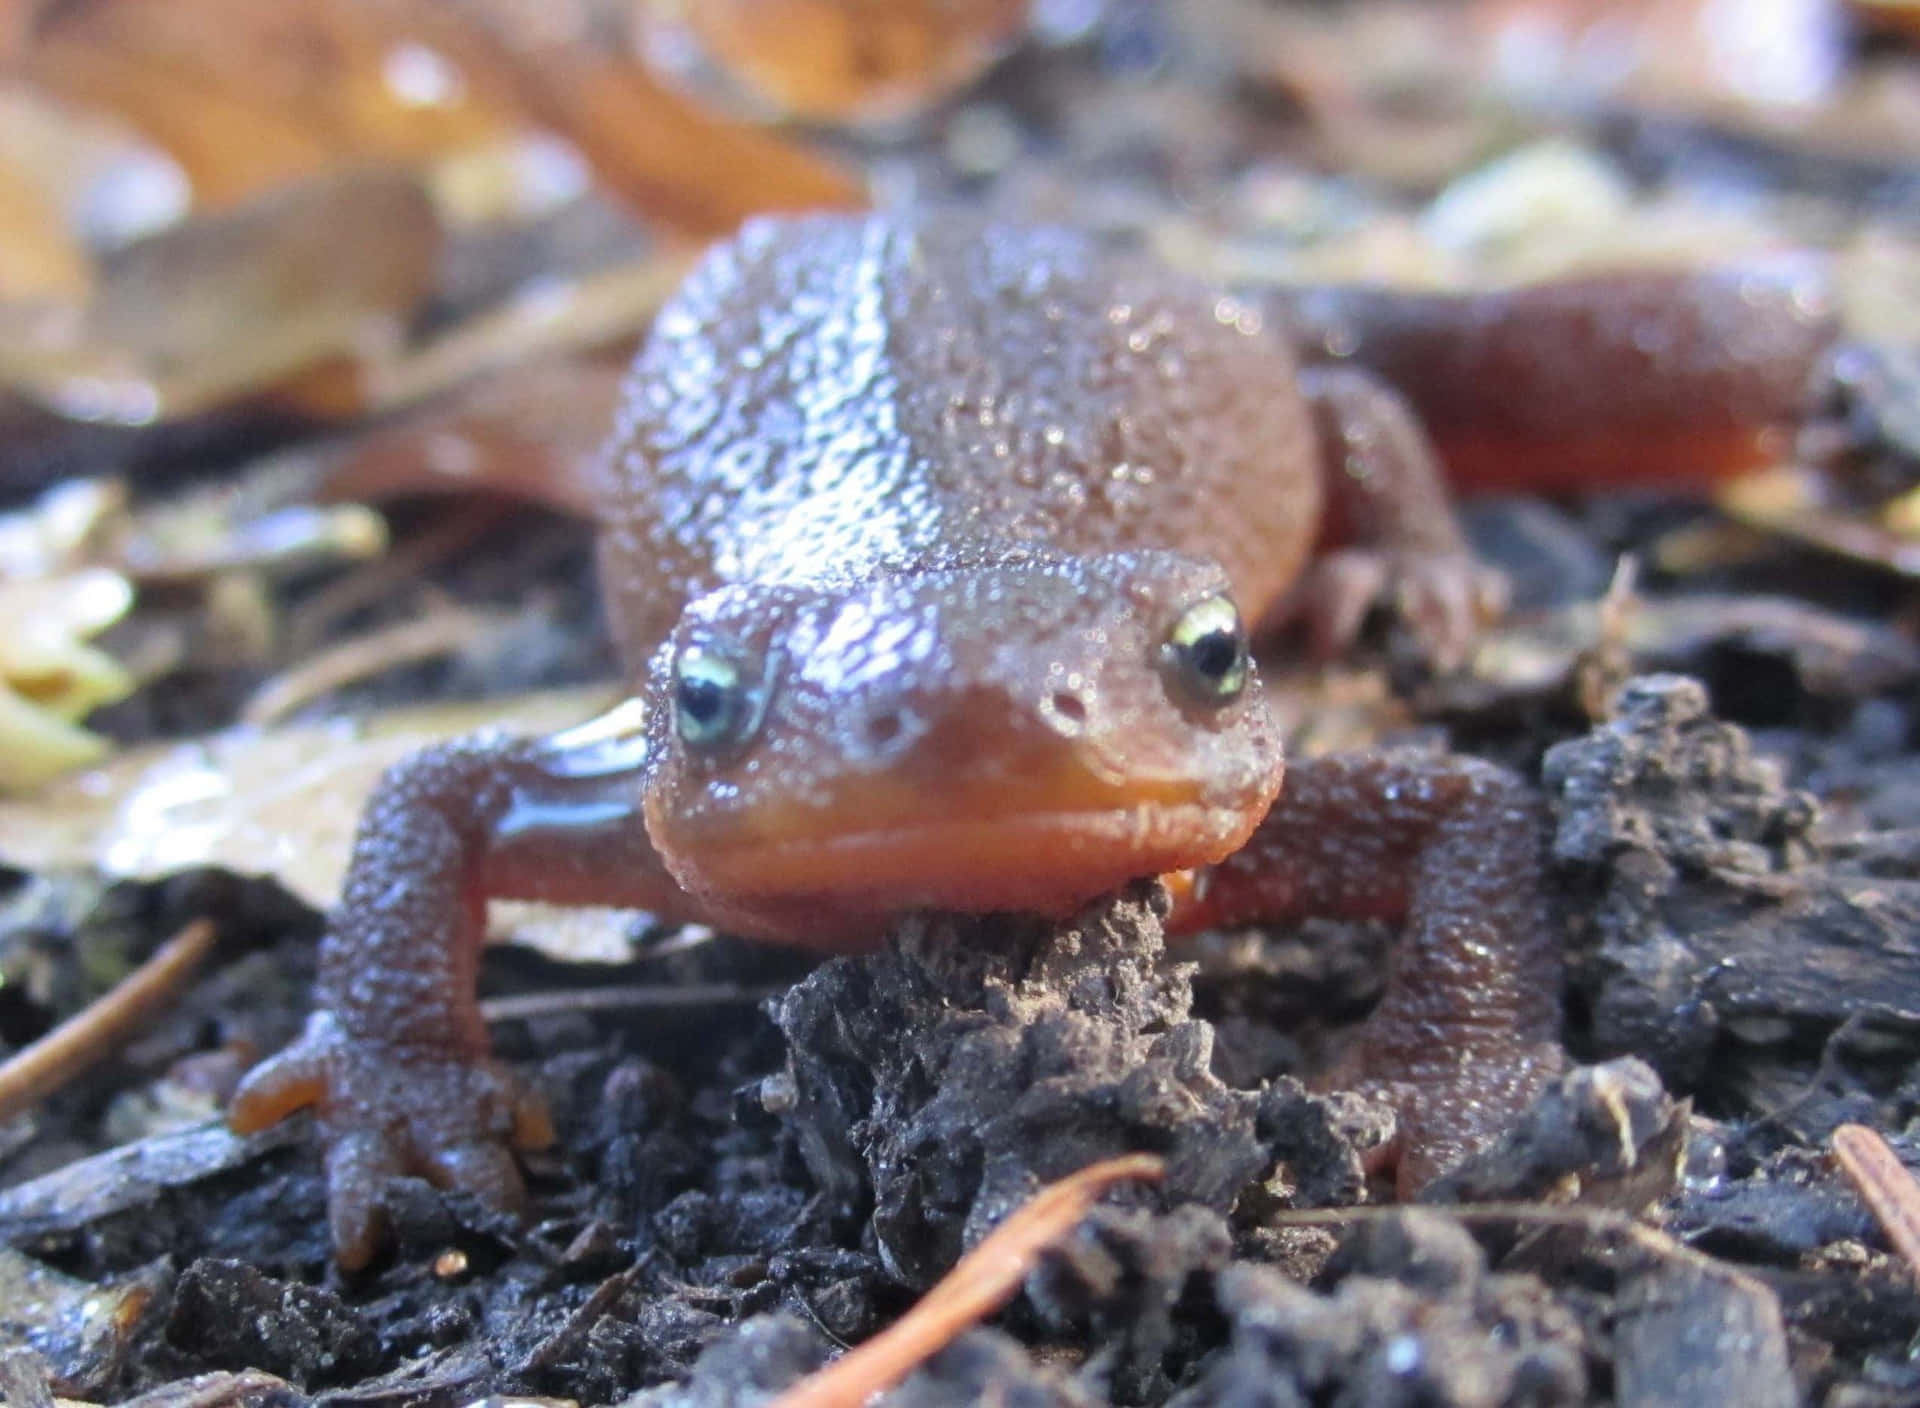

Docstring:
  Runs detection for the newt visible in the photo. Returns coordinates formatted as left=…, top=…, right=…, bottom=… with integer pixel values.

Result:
left=227, top=213, right=1836, bottom=1268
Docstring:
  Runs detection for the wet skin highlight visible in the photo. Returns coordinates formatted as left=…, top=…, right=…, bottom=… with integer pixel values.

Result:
left=228, top=213, right=1837, bottom=1267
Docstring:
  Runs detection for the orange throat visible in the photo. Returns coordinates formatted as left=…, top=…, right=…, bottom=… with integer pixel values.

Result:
left=663, top=796, right=1273, bottom=940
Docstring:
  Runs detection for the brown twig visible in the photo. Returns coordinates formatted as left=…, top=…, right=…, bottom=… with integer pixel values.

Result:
left=771, top=1153, right=1164, bottom=1408
left=242, top=605, right=495, bottom=727
left=284, top=500, right=507, bottom=658
left=0, top=918, right=217, bottom=1125
left=1833, top=1123, right=1920, bottom=1280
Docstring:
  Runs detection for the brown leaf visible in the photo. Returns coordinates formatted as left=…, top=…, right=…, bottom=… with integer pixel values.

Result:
left=25, top=0, right=506, bottom=209
left=0, top=685, right=617, bottom=905
left=319, top=356, right=626, bottom=513
left=665, top=0, right=1030, bottom=122
left=0, top=80, right=193, bottom=298
left=0, top=165, right=442, bottom=424
left=25, top=0, right=861, bottom=239
left=431, top=3, right=863, bottom=236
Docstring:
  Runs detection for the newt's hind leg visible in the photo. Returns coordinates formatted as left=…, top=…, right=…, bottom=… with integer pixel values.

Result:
left=1293, top=365, right=1507, bottom=670
left=229, top=702, right=699, bottom=1268
left=1171, top=749, right=1563, bottom=1192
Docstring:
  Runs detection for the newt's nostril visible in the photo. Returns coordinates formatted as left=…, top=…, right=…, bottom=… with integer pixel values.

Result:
left=1045, top=690, right=1090, bottom=733
left=865, top=709, right=905, bottom=748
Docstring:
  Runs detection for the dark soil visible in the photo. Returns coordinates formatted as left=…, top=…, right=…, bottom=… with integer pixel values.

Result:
left=11, top=639, right=1920, bottom=1406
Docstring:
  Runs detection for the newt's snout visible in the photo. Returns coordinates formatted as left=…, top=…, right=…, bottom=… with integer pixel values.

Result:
left=642, top=551, right=1286, bottom=929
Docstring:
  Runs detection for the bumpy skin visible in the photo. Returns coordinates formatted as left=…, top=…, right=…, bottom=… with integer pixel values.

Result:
left=230, top=214, right=1833, bottom=1268
left=598, top=216, right=1321, bottom=653
left=1168, top=750, right=1563, bottom=1190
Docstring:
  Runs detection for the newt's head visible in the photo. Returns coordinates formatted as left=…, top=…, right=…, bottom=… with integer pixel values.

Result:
left=641, top=548, right=1284, bottom=940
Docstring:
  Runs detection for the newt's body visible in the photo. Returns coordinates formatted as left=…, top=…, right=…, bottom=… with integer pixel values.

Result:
left=230, top=214, right=1836, bottom=1268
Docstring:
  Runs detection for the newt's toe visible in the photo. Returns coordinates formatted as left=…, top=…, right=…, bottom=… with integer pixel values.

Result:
left=1392, top=553, right=1508, bottom=673
left=424, top=1138, right=528, bottom=1216
left=1295, top=547, right=1505, bottom=671
left=1298, top=549, right=1388, bottom=659
left=227, top=1032, right=330, bottom=1134
left=327, top=1128, right=406, bottom=1271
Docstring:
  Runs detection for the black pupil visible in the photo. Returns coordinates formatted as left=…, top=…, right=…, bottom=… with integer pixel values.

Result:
left=678, top=675, right=729, bottom=728
left=1186, top=628, right=1241, bottom=682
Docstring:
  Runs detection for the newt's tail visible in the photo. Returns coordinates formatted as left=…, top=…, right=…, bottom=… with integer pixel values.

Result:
left=1271, top=253, right=1838, bottom=495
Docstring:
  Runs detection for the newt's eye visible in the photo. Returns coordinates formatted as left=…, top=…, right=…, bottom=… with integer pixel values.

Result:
left=1165, top=594, right=1249, bottom=705
left=673, top=645, right=765, bottom=750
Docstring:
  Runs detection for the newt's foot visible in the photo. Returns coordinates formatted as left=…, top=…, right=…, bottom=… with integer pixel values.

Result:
left=1333, top=1037, right=1566, bottom=1197
left=1296, top=547, right=1508, bottom=672
left=228, top=1012, right=554, bottom=1269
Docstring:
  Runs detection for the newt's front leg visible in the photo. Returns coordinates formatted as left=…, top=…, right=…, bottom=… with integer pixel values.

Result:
left=1172, top=750, right=1564, bottom=1190
left=229, top=704, right=689, bottom=1269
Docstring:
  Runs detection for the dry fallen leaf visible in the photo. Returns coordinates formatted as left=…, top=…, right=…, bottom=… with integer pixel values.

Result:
left=1716, top=465, right=1920, bottom=579
left=0, top=140, right=90, bottom=304
left=654, top=0, right=1031, bottom=122
left=0, top=79, right=187, bottom=266
left=0, top=166, right=442, bottom=426
left=24, top=0, right=507, bottom=209
left=321, top=356, right=627, bottom=511
left=0, top=685, right=616, bottom=905
left=0, top=566, right=133, bottom=791
left=24, top=0, right=861, bottom=240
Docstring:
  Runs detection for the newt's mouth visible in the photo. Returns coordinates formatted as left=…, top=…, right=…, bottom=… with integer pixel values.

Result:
left=665, top=792, right=1273, bottom=921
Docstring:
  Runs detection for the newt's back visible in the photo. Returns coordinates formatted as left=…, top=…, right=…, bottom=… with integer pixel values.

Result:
left=597, top=213, right=1323, bottom=663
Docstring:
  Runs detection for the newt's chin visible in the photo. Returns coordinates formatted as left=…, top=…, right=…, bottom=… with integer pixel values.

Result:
left=653, top=775, right=1280, bottom=932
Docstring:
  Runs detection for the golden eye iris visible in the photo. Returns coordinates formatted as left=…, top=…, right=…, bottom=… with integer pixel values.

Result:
left=674, top=645, right=762, bottom=749
left=1165, top=594, right=1249, bottom=704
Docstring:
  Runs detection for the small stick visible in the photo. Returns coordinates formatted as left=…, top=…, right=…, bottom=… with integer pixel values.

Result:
left=770, top=1154, right=1164, bottom=1408
left=284, top=501, right=506, bottom=657
left=1833, top=1123, right=1920, bottom=1280
left=242, top=606, right=494, bottom=727
left=0, top=919, right=217, bottom=1124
